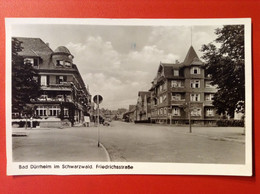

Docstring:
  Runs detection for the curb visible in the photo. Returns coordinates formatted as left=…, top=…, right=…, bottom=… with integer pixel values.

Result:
left=99, top=142, right=111, bottom=162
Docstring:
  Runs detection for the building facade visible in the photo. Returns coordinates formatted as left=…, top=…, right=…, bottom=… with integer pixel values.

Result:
left=14, top=37, right=91, bottom=126
left=149, top=46, right=219, bottom=125
left=135, top=91, right=151, bottom=121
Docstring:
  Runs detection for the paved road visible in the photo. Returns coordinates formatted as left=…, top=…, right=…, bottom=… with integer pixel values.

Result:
left=97, top=121, right=245, bottom=164
left=12, top=121, right=245, bottom=164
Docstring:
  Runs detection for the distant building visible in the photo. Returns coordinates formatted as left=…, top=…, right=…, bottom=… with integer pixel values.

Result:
left=135, top=91, right=151, bottom=121
left=149, top=46, right=219, bottom=125
left=14, top=37, right=91, bottom=126
left=123, top=105, right=136, bottom=122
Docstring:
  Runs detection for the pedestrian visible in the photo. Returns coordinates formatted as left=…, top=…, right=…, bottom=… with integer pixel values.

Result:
left=84, top=116, right=90, bottom=127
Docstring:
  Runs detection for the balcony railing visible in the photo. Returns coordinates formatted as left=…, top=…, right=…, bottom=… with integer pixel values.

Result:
left=41, top=82, right=73, bottom=91
left=31, top=96, right=74, bottom=103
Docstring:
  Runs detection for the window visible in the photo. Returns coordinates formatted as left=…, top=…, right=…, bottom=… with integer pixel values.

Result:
left=190, top=80, right=200, bottom=88
left=174, top=70, right=179, bottom=76
left=56, top=60, right=62, bottom=66
left=49, top=106, right=61, bottom=116
left=36, top=106, right=47, bottom=116
left=172, top=93, right=181, bottom=101
left=172, top=108, right=180, bottom=116
left=159, top=96, right=163, bottom=104
left=190, top=94, right=200, bottom=102
left=24, top=58, right=38, bottom=67
left=191, top=67, right=200, bottom=74
left=164, top=107, right=167, bottom=115
left=160, top=108, right=163, bottom=115
left=191, top=108, right=201, bottom=116
left=206, top=108, right=214, bottom=117
left=56, top=75, right=67, bottom=84
left=205, top=94, right=214, bottom=101
left=40, top=75, right=47, bottom=86
left=171, top=80, right=182, bottom=88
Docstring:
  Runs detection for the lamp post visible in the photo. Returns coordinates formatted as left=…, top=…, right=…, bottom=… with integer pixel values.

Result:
left=184, top=101, right=192, bottom=133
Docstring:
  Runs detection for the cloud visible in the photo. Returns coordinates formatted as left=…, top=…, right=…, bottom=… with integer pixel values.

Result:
left=65, top=26, right=218, bottom=110
left=67, top=35, right=182, bottom=109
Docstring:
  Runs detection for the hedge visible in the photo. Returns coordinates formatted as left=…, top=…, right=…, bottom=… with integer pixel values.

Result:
left=216, top=119, right=244, bottom=127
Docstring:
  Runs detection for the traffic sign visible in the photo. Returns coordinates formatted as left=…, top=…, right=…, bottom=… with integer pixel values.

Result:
left=93, top=95, right=103, bottom=105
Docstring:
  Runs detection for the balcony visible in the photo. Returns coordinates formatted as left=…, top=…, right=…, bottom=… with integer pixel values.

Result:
left=41, top=82, right=73, bottom=91
left=204, top=101, right=214, bottom=106
left=31, top=95, right=75, bottom=103
left=170, top=87, right=185, bottom=92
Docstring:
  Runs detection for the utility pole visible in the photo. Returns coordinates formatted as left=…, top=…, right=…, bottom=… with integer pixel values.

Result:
left=93, top=95, right=103, bottom=147
left=189, top=101, right=192, bottom=133
left=97, top=96, right=100, bottom=147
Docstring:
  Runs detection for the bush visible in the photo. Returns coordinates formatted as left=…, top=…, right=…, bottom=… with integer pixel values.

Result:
left=216, top=119, right=244, bottom=127
left=12, top=121, right=40, bottom=128
left=134, top=120, right=151, bottom=124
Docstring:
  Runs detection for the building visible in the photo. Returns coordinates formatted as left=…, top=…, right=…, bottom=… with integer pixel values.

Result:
left=135, top=91, right=151, bottom=121
left=122, top=105, right=136, bottom=122
left=149, top=46, right=219, bottom=125
left=14, top=37, right=91, bottom=126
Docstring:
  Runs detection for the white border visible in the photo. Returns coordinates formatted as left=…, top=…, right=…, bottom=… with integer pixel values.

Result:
left=5, top=18, right=252, bottom=176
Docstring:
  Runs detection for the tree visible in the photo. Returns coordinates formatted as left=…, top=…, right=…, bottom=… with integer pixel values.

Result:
left=201, top=25, right=245, bottom=118
left=12, top=38, right=40, bottom=117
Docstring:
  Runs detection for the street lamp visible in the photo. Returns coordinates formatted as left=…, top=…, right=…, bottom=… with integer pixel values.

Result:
left=184, top=101, right=192, bottom=133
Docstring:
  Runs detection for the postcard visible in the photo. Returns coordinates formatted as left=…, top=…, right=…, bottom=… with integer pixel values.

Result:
left=6, top=18, right=252, bottom=176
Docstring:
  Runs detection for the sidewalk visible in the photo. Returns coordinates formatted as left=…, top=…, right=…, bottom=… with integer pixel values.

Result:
left=137, top=123, right=246, bottom=144
left=12, top=127, right=110, bottom=162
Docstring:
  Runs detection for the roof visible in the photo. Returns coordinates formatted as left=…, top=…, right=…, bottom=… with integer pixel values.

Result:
left=161, top=63, right=182, bottom=78
left=157, top=63, right=183, bottom=79
left=14, top=37, right=53, bottom=57
left=54, top=46, right=71, bottom=55
left=183, top=46, right=203, bottom=66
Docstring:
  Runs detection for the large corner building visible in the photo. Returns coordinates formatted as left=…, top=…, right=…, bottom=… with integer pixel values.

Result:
left=149, top=46, right=219, bottom=125
left=14, top=37, right=91, bottom=126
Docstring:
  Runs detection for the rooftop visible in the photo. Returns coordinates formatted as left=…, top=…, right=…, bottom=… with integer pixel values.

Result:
left=14, top=37, right=53, bottom=57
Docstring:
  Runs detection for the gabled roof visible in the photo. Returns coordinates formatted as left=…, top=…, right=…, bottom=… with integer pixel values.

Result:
left=14, top=37, right=53, bottom=57
left=183, top=46, right=203, bottom=66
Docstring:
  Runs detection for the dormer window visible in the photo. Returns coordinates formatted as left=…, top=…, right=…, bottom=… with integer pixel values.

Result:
left=191, top=67, right=200, bottom=75
left=174, top=70, right=179, bottom=76
left=56, top=60, right=62, bottom=66
left=24, top=58, right=38, bottom=67
left=56, top=75, right=67, bottom=84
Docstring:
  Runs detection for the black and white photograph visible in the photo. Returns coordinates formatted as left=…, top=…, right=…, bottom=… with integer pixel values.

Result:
left=5, top=18, right=252, bottom=176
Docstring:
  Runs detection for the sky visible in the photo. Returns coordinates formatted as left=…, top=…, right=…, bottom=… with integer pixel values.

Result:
left=12, top=23, right=221, bottom=110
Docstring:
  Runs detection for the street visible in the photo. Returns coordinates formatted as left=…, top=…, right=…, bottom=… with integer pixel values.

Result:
left=13, top=121, right=245, bottom=164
